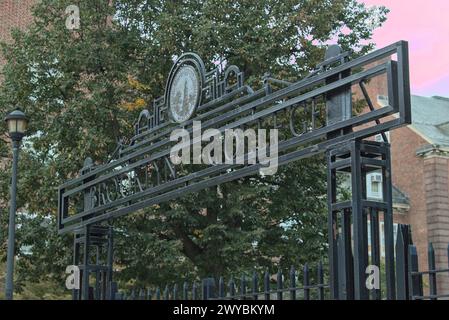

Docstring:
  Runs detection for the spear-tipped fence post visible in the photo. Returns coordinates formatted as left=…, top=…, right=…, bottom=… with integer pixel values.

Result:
left=241, top=274, right=246, bottom=299
left=318, top=261, right=324, bottom=300
left=252, top=272, right=258, bottom=300
left=289, top=266, right=296, bottom=300
left=219, top=277, right=225, bottom=299
left=303, top=264, right=310, bottom=300
left=164, top=285, right=170, bottom=300
left=428, top=243, right=437, bottom=300
left=173, top=283, right=178, bottom=300
left=229, top=277, right=236, bottom=298
left=408, top=245, right=423, bottom=300
left=183, top=282, right=189, bottom=300
left=395, top=224, right=410, bottom=300
left=139, top=288, right=145, bottom=300
left=264, top=270, right=270, bottom=300
left=192, top=281, right=198, bottom=300
left=202, top=278, right=215, bottom=300
left=277, top=269, right=283, bottom=300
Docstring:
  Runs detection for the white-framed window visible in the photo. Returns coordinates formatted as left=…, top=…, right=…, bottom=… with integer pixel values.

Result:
left=366, top=172, right=383, bottom=200
left=381, top=222, right=398, bottom=258
left=375, top=131, right=390, bottom=143
left=367, top=222, right=398, bottom=258
left=377, top=95, right=389, bottom=107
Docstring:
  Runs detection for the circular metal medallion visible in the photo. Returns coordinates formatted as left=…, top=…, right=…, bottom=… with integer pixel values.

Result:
left=168, top=65, right=200, bottom=123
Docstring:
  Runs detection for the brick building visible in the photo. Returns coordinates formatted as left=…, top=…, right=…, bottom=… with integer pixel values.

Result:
left=358, top=72, right=449, bottom=295
left=0, top=0, right=36, bottom=59
left=0, top=0, right=36, bottom=164
left=0, top=1, right=37, bottom=168
left=390, top=95, right=449, bottom=295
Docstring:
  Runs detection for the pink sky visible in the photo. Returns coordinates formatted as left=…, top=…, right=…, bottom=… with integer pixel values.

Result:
left=360, top=0, right=449, bottom=97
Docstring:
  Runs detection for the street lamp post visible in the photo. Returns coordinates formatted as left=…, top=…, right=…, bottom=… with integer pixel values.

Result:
left=4, top=110, right=28, bottom=300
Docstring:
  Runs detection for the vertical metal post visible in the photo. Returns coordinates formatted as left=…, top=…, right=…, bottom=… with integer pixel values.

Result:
left=289, top=267, right=296, bottom=300
left=327, top=151, right=339, bottom=299
left=107, top=226, right=114, bottom=299
left=82, top=225, right=91, bottom=300
left=277, top=270, right=283, bottom=300
left=101, top=270, right=107, bottom=300
left=408, top=245, right=423, bottom=299
left=428, top=243, right=437, bottom=300
left=110, top=282, right=118, bottom=300
left=303, top=264, right=310, bottom=300
left=341, top=209, right=354, bottom=299
left=395, top=225, right=408, bottom=300
left=192, top=282, right=198, bottom=300
left=351, top=141, right=368, bottom=299
left=73, top=235, right=81, bottom=300
left=183, top=282, right=189, bottom=300
left=218, top=278, right=224, bottom=299
left=241, top=274, right=246, bottom=299
left=383, top=144, right=396, bottom=299
left=370, top=209, right=381, bottom=300
left=337, top=234, right=346, bottom=299
left=253, top=272, right=259, bottom=300
left=324, top=45, right=352, bottom=128
left=202, top=280, right=208, bottom=300
left=229, top=277, right=235, bottom=297
left=264, top=271, right=270, bottom=300
left=172, top=284, right=178, bottom=300
left=162, top=287, right=168, bottom=300
left=95, top=245, right=101, bottom=300
left=5, top=140, right=20, bottom=300
left=318, top=261, right=324, bottom=300
left=324, top=45, right=352, bottom=300
left=79, top=157, right=95, bottom=300
left=202, top=278, right=215, bottom=300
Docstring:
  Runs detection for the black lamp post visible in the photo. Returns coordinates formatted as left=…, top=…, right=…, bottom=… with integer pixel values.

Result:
left=4, top=109, right=28, bottom=300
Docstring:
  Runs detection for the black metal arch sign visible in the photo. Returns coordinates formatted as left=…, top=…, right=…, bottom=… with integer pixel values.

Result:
left=58, top=41, right=410, bottom=234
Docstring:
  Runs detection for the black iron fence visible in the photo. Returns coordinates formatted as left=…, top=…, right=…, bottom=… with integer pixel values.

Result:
left=99, top=224, right=449, bottom=301
left=396, top=224, right=449, bottom=300
left=112, top=262, right=329, bottom=301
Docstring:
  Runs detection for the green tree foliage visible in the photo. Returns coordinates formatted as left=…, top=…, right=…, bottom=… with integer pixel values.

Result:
left=0, top=0, right=387, bottom=294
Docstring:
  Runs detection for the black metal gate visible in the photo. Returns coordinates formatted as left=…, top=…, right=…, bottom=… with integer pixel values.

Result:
left=58, top=41, right=419, bottom=300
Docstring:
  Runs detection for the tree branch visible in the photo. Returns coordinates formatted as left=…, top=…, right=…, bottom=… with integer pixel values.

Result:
left=171, top=224, right=203, bottom=263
